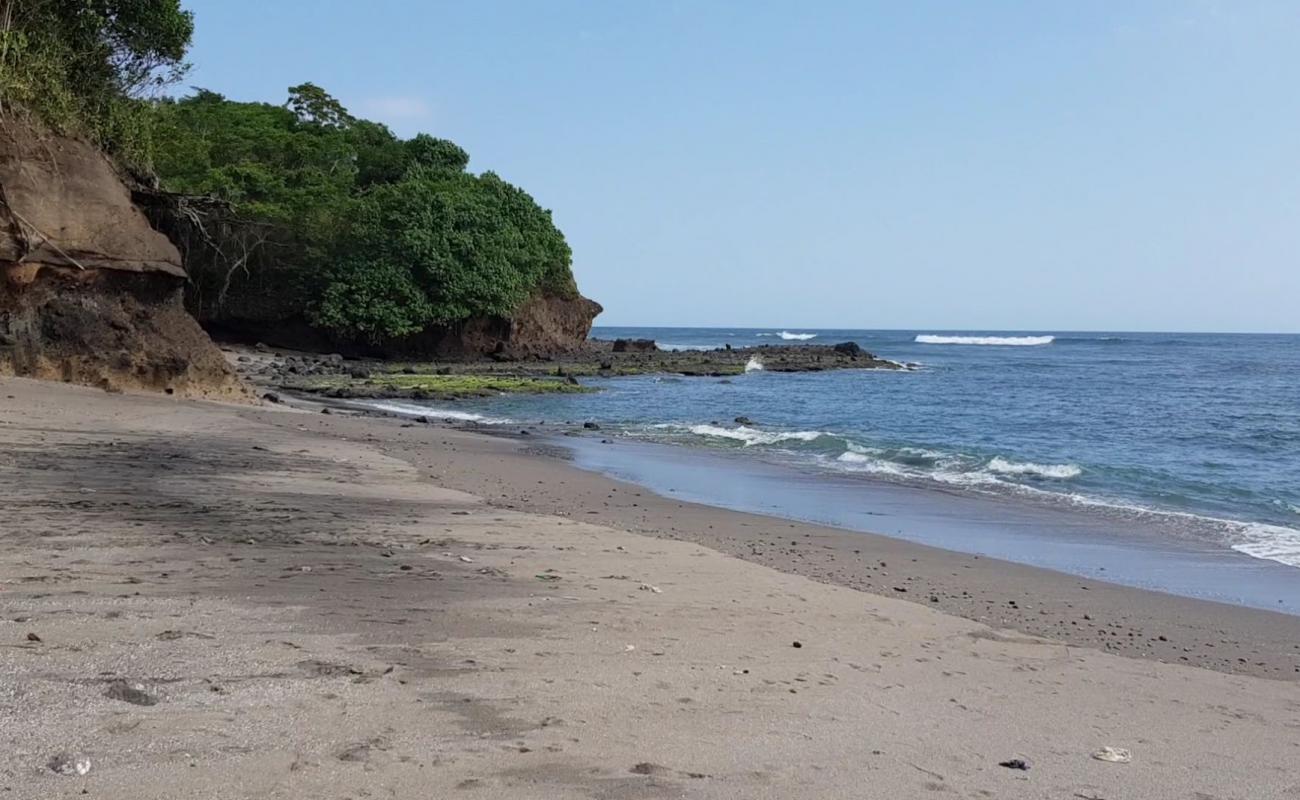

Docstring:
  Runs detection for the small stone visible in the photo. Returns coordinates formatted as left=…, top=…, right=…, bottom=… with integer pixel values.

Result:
left=26, top=632, right=41, bottom=642
left=998, top=758, right=1030, bottom=771
left=792, top=641, right=803, bottom=649
left=261, top=392, right=280, bottom=404
left=104, top=679, right=158, bottom=706
left=47, top=752, right=91, bottom=776
left=583, top=422, right=601, bottom=430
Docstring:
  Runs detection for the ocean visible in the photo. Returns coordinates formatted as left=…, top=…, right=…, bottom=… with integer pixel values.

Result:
left=362, top=327, right=1300, bottom=609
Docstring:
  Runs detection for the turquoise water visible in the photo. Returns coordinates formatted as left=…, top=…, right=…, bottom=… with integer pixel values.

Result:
left=370, top=328, right=1300, bottom=573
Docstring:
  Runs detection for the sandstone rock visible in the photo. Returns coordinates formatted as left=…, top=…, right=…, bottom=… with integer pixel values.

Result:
left=0, top=119, right=246, bottom=398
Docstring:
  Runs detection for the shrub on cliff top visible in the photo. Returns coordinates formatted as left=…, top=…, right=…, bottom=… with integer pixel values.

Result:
left=313, top=168, right=573, bottom=341
left=148, top=85, right=578, bottom=343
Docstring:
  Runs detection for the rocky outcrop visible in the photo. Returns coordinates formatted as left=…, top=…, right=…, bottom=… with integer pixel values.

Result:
left=0, top=118, right=245, bottom=397
left=423, top=292, right=603, bottom=360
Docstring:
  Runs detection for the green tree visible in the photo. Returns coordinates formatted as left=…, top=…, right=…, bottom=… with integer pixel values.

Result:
left=285, top=81, right=353, bottom=128
left=312, top=167, right=573, bottom=341
left=0, top=0, right=194, bottom=161
left=147, top=84, right=577, bottom=345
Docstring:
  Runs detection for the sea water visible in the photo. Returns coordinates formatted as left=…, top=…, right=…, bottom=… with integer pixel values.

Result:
left=366, top=328, right=1300, bottom=587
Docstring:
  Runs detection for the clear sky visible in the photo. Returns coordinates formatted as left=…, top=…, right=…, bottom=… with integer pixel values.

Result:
left=181, top=1, right=1299, bottom=332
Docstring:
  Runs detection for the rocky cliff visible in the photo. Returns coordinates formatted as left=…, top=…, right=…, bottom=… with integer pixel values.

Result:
left=400, top=292, right=604, bottom=360
left=0, top=119, right=245, bottom=397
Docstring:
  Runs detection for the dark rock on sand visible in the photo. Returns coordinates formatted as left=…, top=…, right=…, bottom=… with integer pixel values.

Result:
left=46, top=751, right=91, bottom=776
left=104, top=679, right=158, bottom=706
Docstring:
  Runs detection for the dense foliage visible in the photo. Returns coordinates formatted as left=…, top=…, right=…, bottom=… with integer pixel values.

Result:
left=149, top=87, right=575, bottom=342
left=0, top=0, right=193, bottom=164
left=1, top=5, right=576, bottom=343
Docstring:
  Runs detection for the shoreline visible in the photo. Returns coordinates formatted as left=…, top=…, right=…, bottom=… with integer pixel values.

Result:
left=550, top=433, right=1300, bottom=613
left=5, top=376, right=1300, bottom=798
left=248, top=399, right=1300, bottom=681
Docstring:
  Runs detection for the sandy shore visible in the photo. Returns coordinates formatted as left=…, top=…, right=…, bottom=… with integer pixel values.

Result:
left=3, top=377, right=1300, bottom=799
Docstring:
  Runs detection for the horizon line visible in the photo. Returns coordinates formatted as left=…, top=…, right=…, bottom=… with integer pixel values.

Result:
left=590, top=324, right=1300, bottom=336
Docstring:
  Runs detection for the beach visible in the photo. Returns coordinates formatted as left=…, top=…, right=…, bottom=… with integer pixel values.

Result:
left=3, top=377, right=1300, bottom=799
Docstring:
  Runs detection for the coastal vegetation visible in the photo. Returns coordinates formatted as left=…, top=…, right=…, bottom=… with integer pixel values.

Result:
left=1, top=1, right=579, bottom=348
left=148, top=87, right=578, bottom=344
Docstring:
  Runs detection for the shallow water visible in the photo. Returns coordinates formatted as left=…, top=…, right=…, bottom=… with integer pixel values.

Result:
left=365, top=327, right=1300, bottom=577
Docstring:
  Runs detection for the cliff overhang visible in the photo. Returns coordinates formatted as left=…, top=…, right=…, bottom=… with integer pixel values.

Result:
left=0, top=118, right=245, bottom=397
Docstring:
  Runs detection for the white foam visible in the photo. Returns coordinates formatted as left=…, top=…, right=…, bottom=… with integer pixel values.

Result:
left=758, top=331, right=818, bottom=340
left=915, top=334, right=1055, bottom=346
left=361, top=400, right=509, bottom=425
left=744, top=357, right=764, bottom=372
left=1231, top=523, right=1300, bottom=568
left=834, top=451, right=909, bottom=476
left=688, top=424, right=824, bottom=447
left=986, top=456, right=1082, bottom=480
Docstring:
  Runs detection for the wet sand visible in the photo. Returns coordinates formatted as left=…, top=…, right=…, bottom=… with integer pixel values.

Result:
left=306, top=415, right=1300, bottom=682
left=4, top=377, right=1300, bottom=799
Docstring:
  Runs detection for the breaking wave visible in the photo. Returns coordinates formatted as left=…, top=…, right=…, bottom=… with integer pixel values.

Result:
left=986, top=457, right=1082, bottom=480
left=758, top=331, right=818, bottom=341
left=684, top=424, right=825, bottom=447
left=1231, top=523, right=1300, bottom=568
left=916, top=334, right=1055, bottom=346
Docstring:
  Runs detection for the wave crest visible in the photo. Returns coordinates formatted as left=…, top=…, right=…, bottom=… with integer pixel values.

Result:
left=987, top=456, right=1081, bottom=479
left=1231, top=523, right=1300, bottom=568
left=916, top=334, right=1055, bottom=346
left=758, top=331, right=818, bottom=340
left=688, top=424, right=825, bottom=447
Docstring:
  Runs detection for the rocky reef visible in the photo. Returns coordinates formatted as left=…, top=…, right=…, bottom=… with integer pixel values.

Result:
left=0, top=119, right=245, bottom=397
left=232, top=337, right=906, bottom=403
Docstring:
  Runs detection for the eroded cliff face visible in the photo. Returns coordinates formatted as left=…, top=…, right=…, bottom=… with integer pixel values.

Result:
left=402, top=292, right=604, bottom=360
left=0, top=119, right=245, bottom=397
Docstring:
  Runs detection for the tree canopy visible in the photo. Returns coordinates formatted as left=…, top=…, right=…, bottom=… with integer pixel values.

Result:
left=147, top=86, right=577, bottom=343
left=1, top=6, right=578, bottom=346
left=0, top=0, right=194, bottom=162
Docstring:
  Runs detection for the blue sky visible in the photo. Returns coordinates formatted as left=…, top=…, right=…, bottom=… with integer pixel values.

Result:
left=182, top=1, right=1299, bottom=332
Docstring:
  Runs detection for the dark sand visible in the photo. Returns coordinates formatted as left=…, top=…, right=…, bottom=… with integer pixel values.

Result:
left=5, top=377, right=1300, bottom=799
left=255, top=407, right=1300, bottom=681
